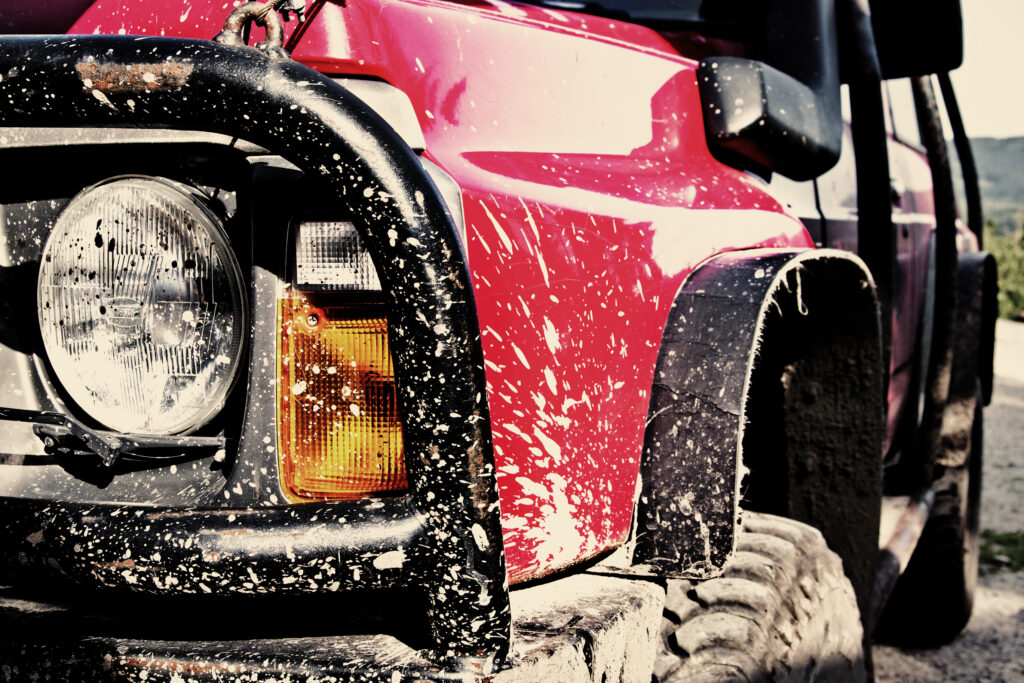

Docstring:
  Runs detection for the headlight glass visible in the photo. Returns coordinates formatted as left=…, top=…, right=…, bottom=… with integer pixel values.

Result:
left=37, top=176, right=247, bottom=435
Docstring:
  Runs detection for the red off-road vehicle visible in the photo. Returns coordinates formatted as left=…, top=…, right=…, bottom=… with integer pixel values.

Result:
left=0, top=0, right=996, bottom=680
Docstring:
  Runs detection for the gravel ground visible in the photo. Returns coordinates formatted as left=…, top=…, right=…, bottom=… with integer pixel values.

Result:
left=875, top=319, right=1024, bottom=682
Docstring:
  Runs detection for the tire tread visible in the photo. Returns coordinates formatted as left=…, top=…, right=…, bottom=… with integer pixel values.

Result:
left=654, top=511, right=866, bottom=682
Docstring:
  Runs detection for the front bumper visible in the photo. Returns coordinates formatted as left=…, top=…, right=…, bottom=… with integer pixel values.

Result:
left=0, top=574, right=664, bottom=682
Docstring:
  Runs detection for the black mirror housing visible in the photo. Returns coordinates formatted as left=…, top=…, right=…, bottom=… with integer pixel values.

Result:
left=697, top=0, right=842, bottom=180
left=697, top=58, right=842, bottom=181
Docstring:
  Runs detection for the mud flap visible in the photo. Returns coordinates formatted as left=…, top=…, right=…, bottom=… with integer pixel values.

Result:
left=938, top=252, right=997, bottom=468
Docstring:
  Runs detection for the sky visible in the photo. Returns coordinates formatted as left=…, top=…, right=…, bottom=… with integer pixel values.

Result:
left=951, top=0, right=1024, bottom=138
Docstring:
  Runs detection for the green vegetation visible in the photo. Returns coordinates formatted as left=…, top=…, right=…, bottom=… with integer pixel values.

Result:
left=960, top=136, right=1024, bottom=319
left=980, top=529, right=1024, bottom=573
left=971, top=137, right=1024, bottom=235
left=984, top=221, right=1024, bottom=320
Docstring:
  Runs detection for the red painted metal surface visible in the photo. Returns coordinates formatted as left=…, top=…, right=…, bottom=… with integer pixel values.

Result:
left=71, top=0, right=812, bottom=583
left=888, top=141, right=936, bottom=450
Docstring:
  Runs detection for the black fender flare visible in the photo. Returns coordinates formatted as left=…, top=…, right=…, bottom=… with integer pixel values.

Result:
left=938, top=251, right=997, bottom=468
left=628, top=247, right=884, bottom=620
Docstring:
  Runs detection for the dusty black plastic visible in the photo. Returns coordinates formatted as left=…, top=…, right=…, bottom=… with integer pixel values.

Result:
left=636, top=248, right=883, bottom=592
left=936, top=253, right=996, bottom=470
left=869, top=0, right=963, bottom=79
left=978, top=256, right=998, bottom=407
left=0, top=35, right=510, bottom=666
left=695, top=0, right=842, bottom=180
left=635, top=252, right=806, bottom=576
left=938, top=72, right=994, bottom=404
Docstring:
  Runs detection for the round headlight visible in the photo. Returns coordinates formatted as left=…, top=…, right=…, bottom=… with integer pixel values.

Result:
left=37, top=176, right=247, bottom=435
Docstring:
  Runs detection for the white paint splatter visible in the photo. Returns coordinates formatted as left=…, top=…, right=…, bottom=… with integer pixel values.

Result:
left=373, top=548, right=406, bottom=570
left=519, top=198, right=550, bottom=286
left=533, top=427, right=562, bottom=463
left=543, top=367, right=558, bottom=395
left=562, top=392, right=592, bottom=412
left=542, top=317, right=561, bottom=354
left=518, top=473, right=585, bottom=566
left=471, top=523, right=489, bottom=550
left=90, top=89, right=116, bottom=110
left=479, top=200, right=514, bottom=253
left=510, top=342, right=531, bottom=369
left=504, top=422, right=533, bottom=443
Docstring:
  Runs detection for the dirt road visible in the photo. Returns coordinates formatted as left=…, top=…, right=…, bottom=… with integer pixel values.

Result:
left=875, top=319, right=1024, bottom=681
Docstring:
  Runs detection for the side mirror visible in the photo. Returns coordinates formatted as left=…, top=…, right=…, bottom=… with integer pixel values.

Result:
left=869, top=0, right=963, bottom=78
left=697, top=58, right=842, bottom=181
left=697, top=0, right=842, bottom=180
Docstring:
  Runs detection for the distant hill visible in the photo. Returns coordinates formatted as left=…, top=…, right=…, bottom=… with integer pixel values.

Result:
left=970, top=137, right=1024, bottom=234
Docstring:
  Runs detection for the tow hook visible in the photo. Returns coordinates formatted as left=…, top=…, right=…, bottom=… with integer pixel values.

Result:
left=213, top=0, right=307, bottom=60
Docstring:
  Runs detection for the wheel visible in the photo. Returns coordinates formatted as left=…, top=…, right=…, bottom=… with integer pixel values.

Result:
left=653, top=512, right=867, bottom=682
left=874, top=390, right=983, bottom=646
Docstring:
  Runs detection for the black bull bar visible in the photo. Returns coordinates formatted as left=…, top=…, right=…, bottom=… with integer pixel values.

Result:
left=0, top=35, right=510, bottom=669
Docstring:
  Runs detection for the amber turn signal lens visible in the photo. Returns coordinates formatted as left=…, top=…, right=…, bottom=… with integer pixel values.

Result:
left=278, top=294, right=406, bottom=501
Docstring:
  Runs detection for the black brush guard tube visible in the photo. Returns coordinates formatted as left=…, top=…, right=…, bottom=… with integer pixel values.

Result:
left=0, top=497, right=427, bottom=591
left=0, top=35, right=510, bottom=669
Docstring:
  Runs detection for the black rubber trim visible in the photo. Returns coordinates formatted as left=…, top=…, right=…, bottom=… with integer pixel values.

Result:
left=0, top=35, right=509, bottom=665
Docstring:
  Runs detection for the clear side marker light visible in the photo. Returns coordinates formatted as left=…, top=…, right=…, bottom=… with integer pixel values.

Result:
left=295, top=221, right=382, bottom=291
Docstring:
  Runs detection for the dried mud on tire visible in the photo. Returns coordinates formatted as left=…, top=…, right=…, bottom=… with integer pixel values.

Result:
left=654, top=511, right=866, bottom=682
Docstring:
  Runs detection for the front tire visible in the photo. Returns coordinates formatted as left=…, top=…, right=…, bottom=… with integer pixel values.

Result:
left=653, top=512, right=867, bottom=682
